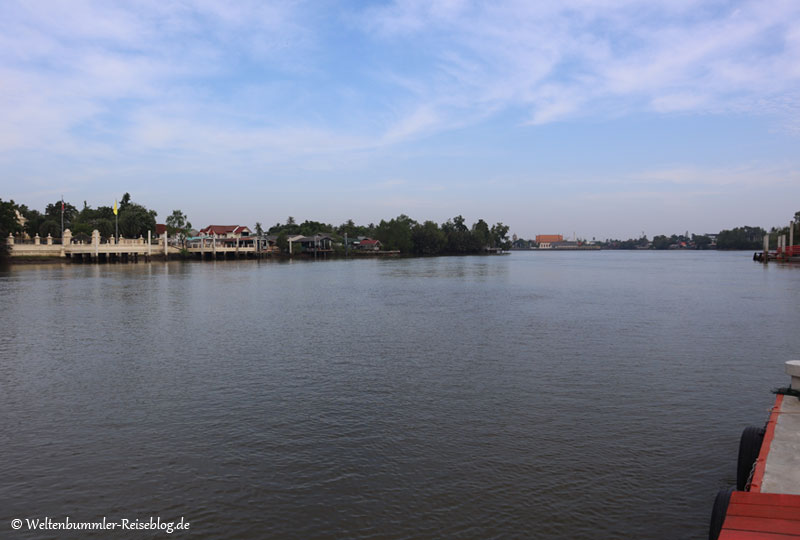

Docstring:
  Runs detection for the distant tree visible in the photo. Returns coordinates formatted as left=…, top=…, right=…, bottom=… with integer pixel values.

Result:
left=166, top=210, right=192, bottom=245
left=375, top=214, right=416, bottom=252
left=117, top=195, right=157, bottom=238
left=717, top=226, right=765, bottom=250
left=43, top=200, right=78, bottom=234
left=0, top=199, right=23, bottom=261
left=20, top=208, right=43, bottom=238
left=39, top=220, right=60, bottom=238
left=411, top=220, right=446, bottom=255
left=442, top=215, right=480, bottom=253
left=277, top=231, right=288, bottom=253
left=692, top=234, right=712, bottom=250
left=95, top=218, right=114, bottom=238
left=490, top=222, right=511, bottom=249
left=71, top=222, right=93, bottom=236
left=0, top=199, right=22, bottom=235
left=298, top=220, right=334, bottom=236
left=286, top=216, right=296, bottom=225
left=337, top=218, right=372, bottom=239
left=471, top=219, right=490, bottom=248
left=652, top=235, right=674, bottom=250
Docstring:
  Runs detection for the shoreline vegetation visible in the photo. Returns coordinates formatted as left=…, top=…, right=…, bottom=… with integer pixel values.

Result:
left=1, top=195, right=798, bottom=264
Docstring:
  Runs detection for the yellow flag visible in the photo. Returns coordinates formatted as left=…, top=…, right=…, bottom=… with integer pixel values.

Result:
left=113, top=200, right=118, bottom=215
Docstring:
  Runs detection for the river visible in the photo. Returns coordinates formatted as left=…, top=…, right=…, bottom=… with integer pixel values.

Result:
left=1, top=251, right=798, bottom=538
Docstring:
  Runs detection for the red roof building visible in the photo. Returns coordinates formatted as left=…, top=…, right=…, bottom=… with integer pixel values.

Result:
left=358, top=238, right=382, bottom=250
left=199, top=225, right=251, bottom=238
left=535, top=234, right=563, bottom=244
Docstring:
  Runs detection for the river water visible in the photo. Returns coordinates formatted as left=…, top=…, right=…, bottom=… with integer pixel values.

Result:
left=1, top=251, right=798, bottom=539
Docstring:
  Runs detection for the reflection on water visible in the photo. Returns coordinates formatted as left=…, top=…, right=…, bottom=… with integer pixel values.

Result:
left=1, top=252, right=799, bottom=539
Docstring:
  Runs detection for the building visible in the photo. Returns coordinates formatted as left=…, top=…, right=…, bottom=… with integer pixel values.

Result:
left=536, top=234, right=563, bottom=244
left=358, top=238, right=382, bottom=251
left=297, top=234, right=333, bottom=252
left=198, top=225, right=251, bottom=239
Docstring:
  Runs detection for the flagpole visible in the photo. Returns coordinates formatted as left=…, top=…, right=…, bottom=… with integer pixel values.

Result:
left=60, top=196, right=64, bottom=239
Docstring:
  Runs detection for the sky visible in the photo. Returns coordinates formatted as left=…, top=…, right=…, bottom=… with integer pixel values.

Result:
left=1, top=0, right=799, bottom=240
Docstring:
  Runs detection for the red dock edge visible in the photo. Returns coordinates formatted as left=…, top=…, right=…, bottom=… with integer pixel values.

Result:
left=719, top=394, right=800, bottom=539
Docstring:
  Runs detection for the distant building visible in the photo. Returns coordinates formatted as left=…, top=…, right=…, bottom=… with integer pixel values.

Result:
left=358, top=238, right=381, bottom=251
left=198, top=225, right=251, bottom=239
left=536, top=234, right=563, bottom=244
left=297, top=234, right=333, bottom=252
left=552, top=241, right=579, bottom=249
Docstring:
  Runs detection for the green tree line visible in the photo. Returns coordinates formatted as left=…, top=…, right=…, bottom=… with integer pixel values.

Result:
left=267, top=214, right=511, bottom=255
left=5, top=193, right=158, bottom=241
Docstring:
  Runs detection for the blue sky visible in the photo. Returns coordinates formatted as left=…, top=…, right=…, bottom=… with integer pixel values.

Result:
left=1, top=0, right=799, bottom=239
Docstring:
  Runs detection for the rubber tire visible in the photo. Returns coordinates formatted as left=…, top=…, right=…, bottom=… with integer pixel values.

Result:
left=737, top=426, right=765, bottom=491
left=709, top=486, right=734, bottom=540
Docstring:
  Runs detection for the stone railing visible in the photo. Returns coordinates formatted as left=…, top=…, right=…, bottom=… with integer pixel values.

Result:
left=8, top=229, right=170, bottom=258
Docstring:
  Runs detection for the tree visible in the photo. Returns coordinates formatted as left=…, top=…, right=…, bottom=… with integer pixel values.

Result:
left=43, top=200, right=78, bottom=234
left=411, top=220, right=446, bottom=255
left=375, top=214, right=416, bottom=252
left=0, top=199, right=23, bottom=235
left=277, top=231, right=288, bottom=253
left=490, top=222, right=511, bottom=249
left=442, top=215, right=480, bottom=253
left=116, top=195, right=157, bottom=238
left=20, top=208, right=44, bottom=238
left=717, top=226, right=765, bottom=250
left=472, top=219, right=490, bottom=248
left=337, top=218, right=373, bottom=239
left=652, top=235, right=674, bottom=250
left=166, top=210, right=192, bottom=246
left=692, top=234, right=711, bottom=250
left=298, top=220, right=333, bottom=236
left=39, top=220, right=60, bottom=238
left=0, top=199, right=22, bottom=261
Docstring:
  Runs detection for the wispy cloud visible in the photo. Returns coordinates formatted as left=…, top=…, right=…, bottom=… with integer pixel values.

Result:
left=361, top=0, right=800, bottom=129
left=1, top=1, right=799, bottom=237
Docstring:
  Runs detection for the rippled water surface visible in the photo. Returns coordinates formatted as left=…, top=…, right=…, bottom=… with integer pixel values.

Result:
left=2, top=252, right=799, bottom=539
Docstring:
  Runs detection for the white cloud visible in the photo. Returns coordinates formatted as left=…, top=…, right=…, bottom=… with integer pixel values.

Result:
left=362, top=0, right=800, bottom=127
left=2, top=0, right=800, bottom=237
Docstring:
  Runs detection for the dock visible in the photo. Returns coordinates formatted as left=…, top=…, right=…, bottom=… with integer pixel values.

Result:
left=754, top=221, right=800, bottom=263
left=710, top=361, right=800, bottom=539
